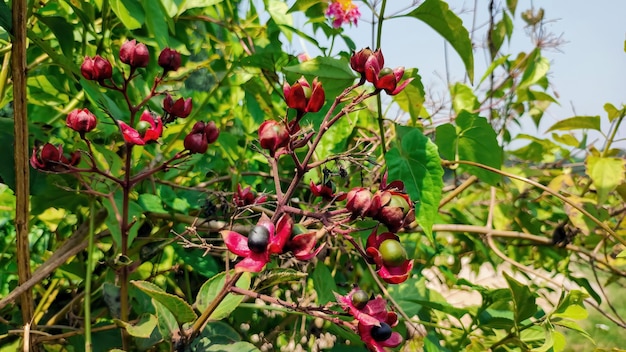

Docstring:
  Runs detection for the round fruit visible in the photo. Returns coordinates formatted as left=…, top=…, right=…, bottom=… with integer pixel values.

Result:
left=387, top=194, right=410, bottom=214
left=247, top=225, right=270, bottom=253
left=370, top=322, right=392, bottom=341
left=351, top=289, right=369, bottom=309
left=136, top=120, right=152, bottom=135
left=379, top=239, right=407, bottom=267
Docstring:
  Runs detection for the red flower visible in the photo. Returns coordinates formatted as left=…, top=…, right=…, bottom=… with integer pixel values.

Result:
left=284, top=231, right=324, bottom=261
left=163, top=93, right=192, bottom=118
left=119, top=39, right=149, bottom=68
left=221, top=214, right=293, bottom=272
left=310, top=180, right=347, bottom=201
left=81, top=55, right=112, bottom=82
left=350, top=48, right=383, bottom=76
left=364, top=54, right=413, bottom=95
left=118, top=111, right=163, bottom=146
left=30, top=143, right=81, bottom=172
left=335, top=288, right=403, bottom=352
left=66, top=108, right=97, bottom=135
left=366, top=231, right=413, bottom=284
left=233, top=184, right=267, bottom=207
left=158, top=47, right=181, bottom=72
left=258, top=120, right=289, bottom=155
left=283, top=76, right=325, bottom=113
left=183, top=121, right=219, bottom=154
left=346, top=187, right=373, bottom=218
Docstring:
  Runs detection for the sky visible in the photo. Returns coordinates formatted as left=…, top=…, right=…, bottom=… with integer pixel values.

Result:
left=286, top=0, right=626, bottom=151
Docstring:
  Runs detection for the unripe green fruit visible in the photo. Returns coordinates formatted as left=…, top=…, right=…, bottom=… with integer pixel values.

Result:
left=379, top=239, right=407, bottom=267
left=387, top=195, right=410, bottom=214
left=370, top=322, right=392, bottom=341
left=378, top=67, right=394, bottom=78
left=351, top=289, right=369, bottom=309
left=248, top=225, right=270, bottom=253
left=136, top=120, right=152, bottom=135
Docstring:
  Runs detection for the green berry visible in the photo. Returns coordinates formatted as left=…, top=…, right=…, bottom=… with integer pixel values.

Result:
left=379, top=239, right=407, bottom=267
left=351, top=289, right=369, bottom=309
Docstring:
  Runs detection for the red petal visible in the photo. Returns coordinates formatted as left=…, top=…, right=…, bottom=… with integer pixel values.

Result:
left=118, top=121, right=145, bottom=145
left=221, top=230, right=251, bottom=257
left=235, top=254, right=269, bottom=273
left=268, top=214, right=292, bottom=254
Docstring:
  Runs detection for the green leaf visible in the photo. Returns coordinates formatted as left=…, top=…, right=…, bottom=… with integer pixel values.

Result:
left=392, top=68, right=426, bottom=125
left=604, top=103, right=623, bottom=122
left=142, top=0, right=170, bottom=49
left=0, top=0, right=11, bottom=32
left=507, top=0, right=518, bottom=14
left=435, top=111, right=502, bottom=185
left=586, top=156, right=626, bottom=204
left=195, top=271, right=251, bottom=320
left=36, top=15, right=75, bottom=58
left=153, top=300, right=178, bottom=340
left=617, top=249, right=626, bottom=258
left=546, top=115, right=601, bottom=132
left=115, top=314, right=158, bottom=338
left=254, top=268, right=308, bottom=292
left=518, top=55, right=549, bottom=90
left=109, top=0, right=144, bottom=30
left=132, top=280, right=197, bottom=324
left=177, top=0, right=223, bottom=15
left=504, top=272, right=537, bottom=323
left=386, top=125, right=444, bottom=243
left=288, top=0, right=320, bottom=13
left=312, top=262, right=337, bottom=305
left=138, top=194, right=167, bottom=213
left=404, top=0, right=474, bottom=82
left=267, top=0, right=293, bottom=41
left=552, top=290, right=588, bottom=321
left=283, top=56, right=357, bottom=99
left=450, top=83, right=478, bottom=113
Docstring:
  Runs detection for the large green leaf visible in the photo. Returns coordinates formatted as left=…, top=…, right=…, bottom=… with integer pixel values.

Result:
left=586, top=156, right=625, bottom=204
left=385, top=125, right=443, bottom=243
left=504, top=272, right=537, bottom=323
left=404, top=0, right=474, bottom=82
left=142, top=0, right=170, bottom=49
left=132, top=280, right=197, bottom=324
left=436, top=111, right=502, bottom=185
left=195, top=271, right=251, bottom=320
left=552, top=290, right=588, bottom=321
left=450, top=82, right=478, bottom=113
left=546, top=115, right=601, bottom=132
left=109, top=0, right=144, bottom=30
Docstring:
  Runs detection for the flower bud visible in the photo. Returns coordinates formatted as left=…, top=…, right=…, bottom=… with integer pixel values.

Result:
left=66, top=108, right=97, bottom=134
left=258, top=120, right=289, bottom=154
left=81, top=56, right=112, bottom=81
left=346, top=187, right=373, bottom=218
left=163, top=93, right=192, bottom=118
left=119, top=39, right=149, bottom=68
left=158, top=47, right=181, bottom=72
left=30, top=143, right=81, bottom=172
left=184, top=121, right=209, bottom=154
left=350, top=48, right=383, bottom=75
left=283, top=76, right=325, bottom=113
left=204, top=121, right=219, bottom=144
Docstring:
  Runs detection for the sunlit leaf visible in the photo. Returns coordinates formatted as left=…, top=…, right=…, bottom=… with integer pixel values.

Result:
left=386, top=125, right=444, bottom=243
left=404, top=0, right=474, bottom=82
left=195, top=271, right=251, bottom=320
left=115, top=314, right=158, bottom=338
left=132, top=280, right=197, bottom=324
left=552, top=290, right=589, bottom=321
left=109, top=0, right=144, bottom=29
left=586, top=156, right=625, bottom=204
left=546, top=115, right=601, bottom=132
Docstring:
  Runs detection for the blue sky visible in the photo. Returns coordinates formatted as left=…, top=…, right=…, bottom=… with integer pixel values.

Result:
left=287, top=0, right=626, bottom=150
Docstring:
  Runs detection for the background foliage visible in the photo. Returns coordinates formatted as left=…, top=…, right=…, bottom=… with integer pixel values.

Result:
left=1, top=0, right=625, bottom=351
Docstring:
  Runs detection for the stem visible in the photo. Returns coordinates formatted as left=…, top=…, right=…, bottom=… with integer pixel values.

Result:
left=84, top=200, right=96, bottom=351
left=375, top=0, right=387, bottom=154
left=12, top=0, right=34, bottom=331
left=119, top=144, right=132, bottom=349
left=442, top=159, right=625, bottom=247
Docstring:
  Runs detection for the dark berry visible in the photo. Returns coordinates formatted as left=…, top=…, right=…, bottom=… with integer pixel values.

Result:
left=248, top=225, right=270, bottom=253
left=351, top=289, right=369, bottom=309
left=370, top=322, right=392, bottom=341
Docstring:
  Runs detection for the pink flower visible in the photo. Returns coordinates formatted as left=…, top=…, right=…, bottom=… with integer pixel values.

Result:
left=326, top=0, right=361, bottom=28
left=233, top=184, right=267, bottom=207
left=221, top=214, right=293, bottom=272
left=66, top=108, right=97, bottom=135
left=119, top=39, right=149, bottom=68
left=284, top=231, right=324, bottom=261
left=81, top=56, right=112, bottom=82
left=258, top=120, right=289, bottom=155
left=366, top=231, right=413, bottom=284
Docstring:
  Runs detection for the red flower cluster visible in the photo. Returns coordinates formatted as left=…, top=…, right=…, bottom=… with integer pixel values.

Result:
left=366, top=230, right=413, bottom=284
left=350, top=48, right=413, bottom=95
left=326, top=0, right=361, bottom=28
left=335, top=289, right=403, bottom=352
